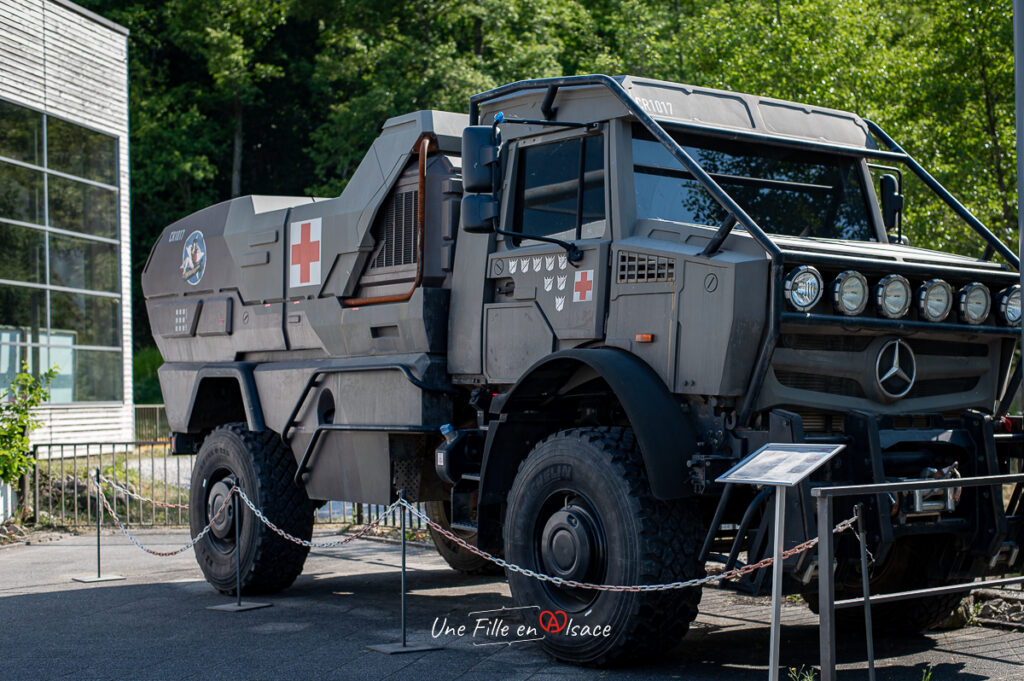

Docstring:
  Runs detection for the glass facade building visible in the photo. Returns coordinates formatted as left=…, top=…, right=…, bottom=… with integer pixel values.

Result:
left=0, top=98, right=123, bottom=402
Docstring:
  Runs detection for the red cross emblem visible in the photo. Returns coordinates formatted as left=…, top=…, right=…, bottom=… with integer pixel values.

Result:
left=290, top=218, right=322, bottom=287
left=573, top=269, right=594, bottom=303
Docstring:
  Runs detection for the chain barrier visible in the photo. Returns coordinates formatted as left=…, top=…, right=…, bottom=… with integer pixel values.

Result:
left=100, top=475, right=190, bottom=510
left=394, top=498, right=858, bottom=593
left=96, top=477, right=860, bottom=593
left=234, top=488, right=404, bottom=549
left=99, top=486, right=235, bottom=557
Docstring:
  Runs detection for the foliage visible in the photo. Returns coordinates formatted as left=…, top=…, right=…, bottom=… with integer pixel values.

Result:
left=788, top=665, right=817, bottom=681
left=73, top=0, right=1019, bottom=352
left=0, top=365, right=57, bottom=485
left=133, top=346, right=165, bottom=404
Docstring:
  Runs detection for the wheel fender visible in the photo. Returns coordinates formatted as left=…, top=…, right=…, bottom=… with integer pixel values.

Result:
left=162, top=362, right=266, bottom=433
left=482, top=348, right=697, bottom=503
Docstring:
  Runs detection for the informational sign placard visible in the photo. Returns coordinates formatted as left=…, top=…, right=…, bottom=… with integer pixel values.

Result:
left=716, top=443, right=845, bottom=487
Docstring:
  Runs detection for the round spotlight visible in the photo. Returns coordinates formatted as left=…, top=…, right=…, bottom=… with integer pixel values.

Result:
left=785, top=266, right=823, bottom=312
left=876, top=274, right=912, bottom=319
left=917, top=279, right=953, bottom=322
left=959, top=282, right=991, bottom=325
left=998, top=285, right=1021, bottom=325
left=832, top=270, right=868, bottom=315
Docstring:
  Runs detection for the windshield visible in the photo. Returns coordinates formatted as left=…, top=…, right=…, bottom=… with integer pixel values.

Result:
left=632, top=127, right=877, bottom=241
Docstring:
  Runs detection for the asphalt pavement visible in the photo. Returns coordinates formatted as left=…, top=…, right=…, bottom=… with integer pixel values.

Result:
left=0, top=529, right=1021, bottom=680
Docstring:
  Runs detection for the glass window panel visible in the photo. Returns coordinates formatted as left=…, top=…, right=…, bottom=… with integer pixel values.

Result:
left=582, top=135, right=605, bottom=224
left=0, top=100, right=43, bottom=165
left=47, top=175, right=118, bottom=238
left=0, top=222, right=45, bottom=283
left=50, top=291, right=120, bottom=347
left=59, top=348, right=122, bottom=402
left=632, top=130, right=874, bottom=241
left=0, top=344, right=48, bottom=399
left=0, top=284, right=46, bottom=342
left=0, top=161, right=44, bottom=225
left=46, top=116, right=117, bottom=184
left=49, top=232, right=119, bottom=292
left=515, top=138, right=582, bottom=238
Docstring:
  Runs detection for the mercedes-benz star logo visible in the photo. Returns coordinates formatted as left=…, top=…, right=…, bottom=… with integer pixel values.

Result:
left=875, top=339, right=916, bottom=399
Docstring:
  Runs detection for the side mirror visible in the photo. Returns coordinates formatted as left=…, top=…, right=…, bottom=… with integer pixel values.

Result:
left=461, top=126, right=498, bottom=194
left=461, top=194, right=498, bottom=234
left=879, top=174, right=904, bottom=232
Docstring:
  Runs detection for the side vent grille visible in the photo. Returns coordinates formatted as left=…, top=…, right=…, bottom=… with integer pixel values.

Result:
left=617, top=251, right=674, bottom=283
left=371, top=190, right=418, bottom=269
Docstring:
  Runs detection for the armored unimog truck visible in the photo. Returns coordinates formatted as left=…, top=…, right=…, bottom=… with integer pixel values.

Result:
left=143, top=75, right=1024, bottom=665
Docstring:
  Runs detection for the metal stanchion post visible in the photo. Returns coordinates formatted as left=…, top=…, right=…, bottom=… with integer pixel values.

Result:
left=855, top=503, right=876, bottom=681
left=73, top=468, right=124, bottom=583
left=818, top=495, right=836, bottom=681
left=208, top=487, right=270, bottom=612
left=401, top=492, right=407, bottom=647
left=235, top=492, right=242, bottom=609
left=368, top=491, right=439, bottom=655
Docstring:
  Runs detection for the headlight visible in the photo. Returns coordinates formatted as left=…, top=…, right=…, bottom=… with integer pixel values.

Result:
left=875, top=274, right=911, bottom=319
left=959, top=283, right=991, bottom=325
left=785, top=266, right=823, bottom=312
left=998, top=285, right=1021, bottom=325
left=831, top=270, right=868, bottom=315
left=917, top=279, right=953, bottom=322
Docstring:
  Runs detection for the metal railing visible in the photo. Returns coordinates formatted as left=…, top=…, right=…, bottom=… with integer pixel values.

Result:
left=29, top=440, right=426, bottom=532
left=134, top=404, right=170, bottom=442
left=814, top=472, right=1024, bottom=681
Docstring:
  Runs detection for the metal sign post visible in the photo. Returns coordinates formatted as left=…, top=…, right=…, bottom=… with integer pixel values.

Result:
left=73, top=468, right=124, bottom=583
left=1016, top=0, right=1024, bottom=409
left=718, top=443, right=845, bottom=681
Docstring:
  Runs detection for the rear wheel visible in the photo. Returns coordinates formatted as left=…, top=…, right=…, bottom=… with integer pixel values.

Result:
left=503, top=427, right=703, bottom=666
left=424, top=500, right=502, bottom=575
left=190, top=423, right=314, bottom=595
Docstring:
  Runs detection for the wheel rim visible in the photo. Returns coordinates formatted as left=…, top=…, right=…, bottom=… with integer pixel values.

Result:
left=205, top=469, right=239, bottom=552
left=534, top=489, right=606, bottom=611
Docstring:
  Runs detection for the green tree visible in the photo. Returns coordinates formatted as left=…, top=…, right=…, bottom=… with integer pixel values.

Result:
left=0, top=365, right=57, bottom=486
left=168, top=0, right=292, bottom=197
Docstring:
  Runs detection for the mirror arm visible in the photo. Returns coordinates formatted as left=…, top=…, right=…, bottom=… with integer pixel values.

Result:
left=492, top=226, right=583, bottom=263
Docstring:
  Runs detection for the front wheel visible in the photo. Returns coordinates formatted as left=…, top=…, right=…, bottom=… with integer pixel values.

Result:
left=424, top=500, right=502, bottom=575
left=503, top=427, right=704, bottom=666
left=190, top=423, right=314, bottom=595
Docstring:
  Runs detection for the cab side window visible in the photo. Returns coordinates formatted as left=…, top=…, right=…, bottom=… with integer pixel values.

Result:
left=513, top=135, right=604, bottom=241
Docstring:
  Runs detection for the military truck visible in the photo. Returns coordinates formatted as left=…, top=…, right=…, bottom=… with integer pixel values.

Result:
left=142, top=74, right=1024, bottom=665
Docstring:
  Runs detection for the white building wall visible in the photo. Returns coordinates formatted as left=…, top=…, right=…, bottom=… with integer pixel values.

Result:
left=0, top=482, right=14, bottom=522
left=0, top=0, right=133, bottom=444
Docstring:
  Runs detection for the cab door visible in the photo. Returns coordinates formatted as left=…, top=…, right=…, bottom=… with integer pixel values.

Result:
left=482, top=131, right=610, bottom=384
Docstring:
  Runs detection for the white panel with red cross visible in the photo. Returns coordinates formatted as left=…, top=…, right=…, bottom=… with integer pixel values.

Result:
left=289, top=217, right=322, bottom=288
left=572, top=269, right=595, bottom=303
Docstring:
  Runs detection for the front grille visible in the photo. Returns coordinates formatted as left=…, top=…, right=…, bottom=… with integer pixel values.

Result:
left=906, top=377, right=980, bottom=399
left=909, top=340, right=988, bottom=357
left=774, top=370, right=865, bottom=398
left=791, top=409, right=846, bottom=433
left=370, top=190, right=418, bottom=269
left=617, top=251, right=674, bottom=283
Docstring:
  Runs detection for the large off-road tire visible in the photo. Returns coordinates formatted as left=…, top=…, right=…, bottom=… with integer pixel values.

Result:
left=190, top=423, right=314, bottom=595
left=803, top=537, right=966, bottom=633
left=503, top=427, right=704, bottom=666
left=424, top=500, right=503, bottom=575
